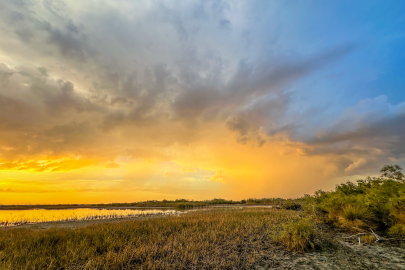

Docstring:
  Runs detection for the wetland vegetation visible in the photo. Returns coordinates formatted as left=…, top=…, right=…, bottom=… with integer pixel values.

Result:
left=0, top=165, right=404, bottom=269
left=0, top=208, right=176, bottom=227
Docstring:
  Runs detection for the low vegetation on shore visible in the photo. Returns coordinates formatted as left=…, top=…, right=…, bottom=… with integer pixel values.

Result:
left=0, top=208, right=309, bottom=269
left=0, top=198, right=286, bottom=211
left=311, top=165, right=405, bottom=239
left=0, top=165, right=404, bottom=269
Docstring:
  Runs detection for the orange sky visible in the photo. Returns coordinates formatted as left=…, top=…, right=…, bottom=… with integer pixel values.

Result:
left=1, top=0, right=404, bottom=204
left=0, top=124, right=358, bottom=204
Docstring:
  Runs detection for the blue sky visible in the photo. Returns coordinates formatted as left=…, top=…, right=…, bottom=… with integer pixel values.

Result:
left=0, top=0, right=404, bottom=203
left=257, top=1, right=405, bottom=106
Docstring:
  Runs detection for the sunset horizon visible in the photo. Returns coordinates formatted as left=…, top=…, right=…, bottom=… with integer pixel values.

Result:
left=1, top=1, right=405, bottom=205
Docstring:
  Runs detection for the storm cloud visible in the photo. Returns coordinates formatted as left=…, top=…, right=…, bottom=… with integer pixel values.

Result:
left=0, top=0, right=404, bottom=201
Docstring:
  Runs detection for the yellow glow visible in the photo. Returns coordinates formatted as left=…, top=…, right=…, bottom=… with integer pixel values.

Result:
left=0, top=125, right=345, bottom=204
left=0, top=208, right=176, bottom=225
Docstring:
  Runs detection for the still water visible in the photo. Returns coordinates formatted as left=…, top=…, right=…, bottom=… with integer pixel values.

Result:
left=0, top=208, right=177, bottom=226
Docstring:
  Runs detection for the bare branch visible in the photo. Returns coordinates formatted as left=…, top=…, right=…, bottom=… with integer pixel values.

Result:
left=342, top=233, right=369, bottom=239
left=370, top=229, right=381, bottom=242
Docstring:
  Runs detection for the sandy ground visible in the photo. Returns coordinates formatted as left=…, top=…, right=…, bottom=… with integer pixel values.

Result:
left=259, top=242, right=405, bottom=270
left=256, top=233, right=405, bottom=270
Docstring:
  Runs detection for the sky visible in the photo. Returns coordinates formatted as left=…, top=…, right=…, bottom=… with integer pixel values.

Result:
left=0, top=0, right=405, bottom=204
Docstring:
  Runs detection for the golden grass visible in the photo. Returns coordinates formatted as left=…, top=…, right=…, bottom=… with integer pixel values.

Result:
left=360, top=234, right=377, bottom=244
left=342, top=205, right=369, bottom=222
left=0, top=208, right=304, bottom=270
left=275, top=218, right=316, bottom=252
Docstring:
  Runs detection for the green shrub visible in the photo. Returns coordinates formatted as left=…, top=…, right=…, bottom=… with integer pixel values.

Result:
left=277, top=218, right=316, bottom=252
left=281, top=200, right=302, bottom=211
left=313, top=165, right=405, bottom=235
left=176, top=203, right=194, bottom=210
left=388, top=224, right=405, bottom=238
left=342, top=205, right=369, bottom=222
left=390, top=197, right=405, bottom=224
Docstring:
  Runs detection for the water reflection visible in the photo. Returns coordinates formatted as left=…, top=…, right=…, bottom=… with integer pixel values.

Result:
left=0, top=208, right=177, bottom=226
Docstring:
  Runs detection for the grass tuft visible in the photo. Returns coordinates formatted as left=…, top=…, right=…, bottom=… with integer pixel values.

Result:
left=342, top=205, right=369, bottom=222
left=277, top=218, right=316, bottom=252
left=360, top=234, right=377, bottom=244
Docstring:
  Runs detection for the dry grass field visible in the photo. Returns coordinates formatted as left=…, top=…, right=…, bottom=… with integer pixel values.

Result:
left=1, top=207, right=404, bottom=269
left=0, top=208, right=306, bottom=269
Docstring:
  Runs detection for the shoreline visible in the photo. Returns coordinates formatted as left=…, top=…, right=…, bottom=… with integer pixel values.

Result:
left=0, top=205, right=177, bottom=210
left=0, top=211, right=183, bottom=230
left=0, top=204, right=274, bottom=211
left=0, top=206, right=274, bottom=229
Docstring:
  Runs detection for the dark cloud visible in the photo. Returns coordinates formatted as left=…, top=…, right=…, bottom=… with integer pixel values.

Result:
left=46, top=28, right=95, bottom=60
left=0, top=64, right=15, bottom=85
left=0, top=0, right=401, bottom=179
left=66, top=20, right=79, bottom=33
left=0, top=64, right=108, bottom=167
left=228, top=44, right=355, bottom=99
left=14, top=27, right=34, bottom=43
left=304, top=108, right=405, bottom=158
left=172, top=45, right=354, bottom=127
left=37, top=67, right=49, bottom=77
left=0, top=94, right=35, bottom=129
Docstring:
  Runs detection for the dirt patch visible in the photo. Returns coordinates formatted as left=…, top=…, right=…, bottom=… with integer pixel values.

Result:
left=256, top=235, right=405, bottom=269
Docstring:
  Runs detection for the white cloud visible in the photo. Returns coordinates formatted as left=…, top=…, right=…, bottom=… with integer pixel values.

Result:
left=345, top=158, right=367, bottom=172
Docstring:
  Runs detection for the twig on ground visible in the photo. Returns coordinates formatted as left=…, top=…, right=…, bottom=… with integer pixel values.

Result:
left=370, top=229, right=381, bottom=242
left=342, top=231, right=404, bottom=243
left=342, top=233, right=369, bottom=239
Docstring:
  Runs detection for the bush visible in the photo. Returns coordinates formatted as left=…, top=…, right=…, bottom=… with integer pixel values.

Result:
left=277, top=218, right=316, bottom=252
left=388, top=224, right=405, bottom=238
left=342, top=205, right=369, bottom=222
left=312, top=165, right=405, bottom=235
left=390, top=197, right=405, bottom=224
left=281, top=200, right=302, bottom=211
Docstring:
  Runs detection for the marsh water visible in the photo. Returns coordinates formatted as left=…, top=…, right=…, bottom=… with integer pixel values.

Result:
left=0, top=208, right=177, bottom=226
